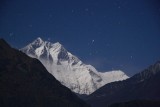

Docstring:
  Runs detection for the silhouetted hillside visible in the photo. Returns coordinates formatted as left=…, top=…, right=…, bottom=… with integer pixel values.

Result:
left=0, top=39, right=90, bottom=107
left=86, top=60, right=160, bottom=107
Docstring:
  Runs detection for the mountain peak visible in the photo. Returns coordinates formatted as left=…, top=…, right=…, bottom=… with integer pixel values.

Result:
left=53, top=42, right=63, bottom=48
left=36, top=37, right=43, bottom=41
left=54, top=42, right=61, bottom=45
left=33, top=37, right=44, bottom=45
left=21, top=37, right=129, bottom=95
left=33, top=38, right=63, bottom=49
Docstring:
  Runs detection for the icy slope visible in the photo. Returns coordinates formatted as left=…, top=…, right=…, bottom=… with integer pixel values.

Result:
left=21, top=37, right=129, bottom=95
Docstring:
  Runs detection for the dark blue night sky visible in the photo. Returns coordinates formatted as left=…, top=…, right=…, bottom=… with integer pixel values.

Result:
left=0, top=0, right=160, bottom=76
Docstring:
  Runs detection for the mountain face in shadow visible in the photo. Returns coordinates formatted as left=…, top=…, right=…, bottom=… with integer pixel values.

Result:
left=86, top=61, right=160, bottom=107
left=0, top=39, right=90, bottom=107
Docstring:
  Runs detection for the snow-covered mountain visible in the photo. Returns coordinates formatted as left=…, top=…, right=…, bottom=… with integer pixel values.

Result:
left=21, top=37, right=129, bottom=95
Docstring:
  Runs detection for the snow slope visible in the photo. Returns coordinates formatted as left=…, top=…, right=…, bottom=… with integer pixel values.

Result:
left=21, top=37, right=129, bottom=95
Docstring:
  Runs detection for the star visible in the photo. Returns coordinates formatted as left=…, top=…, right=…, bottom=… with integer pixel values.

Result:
left=95, top=50, right=98, bottom=54
left=91, top=11, right=95, bottom=16
left=28, top=24, right=33, bottom=28
left=118, top=6, right=121, bottom=9
left=119, top=64, right=124, bottom=67
left=85, top=8, right=89, bottom=12
left=89, top=52, right=92, bottom=56
left=92, top=39, right=95, bottom=43
left=118, top=21, right=121, bottom=25
left=71, top=10, right=74, bottom=13
left=9, top=32, right=14, bottom=37
left=130, top=56, right=133, bottom=59
left=106, top=44, right=110, bottom=47
left=49, top=14, right=53, bottom=18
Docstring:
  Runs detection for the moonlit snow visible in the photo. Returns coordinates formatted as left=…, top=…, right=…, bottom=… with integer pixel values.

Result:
left=21, top=37, right=129, bottom=95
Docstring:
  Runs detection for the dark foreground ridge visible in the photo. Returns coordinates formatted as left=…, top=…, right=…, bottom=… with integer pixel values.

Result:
left=86, top=60, right=160, bottom=107
left=108, top=100, right=160, bottom=107
left=0, top=39, right=90, bottom=107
